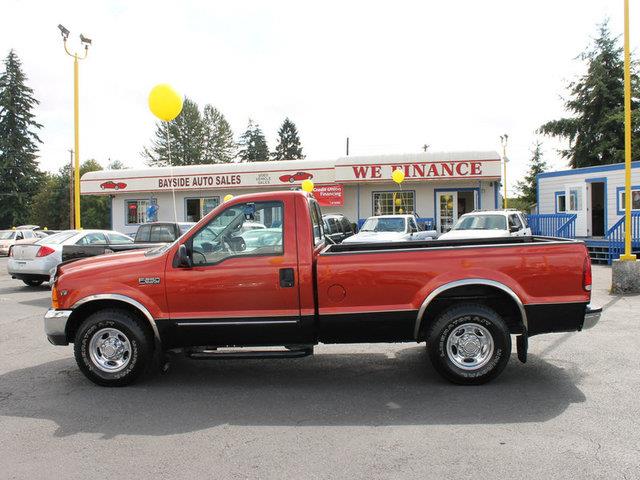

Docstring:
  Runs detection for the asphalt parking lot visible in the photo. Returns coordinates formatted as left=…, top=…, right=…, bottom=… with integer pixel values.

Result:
left=0, top=257, right=639, bottom=479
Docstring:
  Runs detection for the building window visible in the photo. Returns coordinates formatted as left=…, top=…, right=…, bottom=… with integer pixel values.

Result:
left=185, top=197, right=220, bottom=222
left=618, top=188, right=640, bottom=213
left=126, top=199, right=150, bottom=225
left=568, top=188, right=582, bottom=211
left=556, top=193, right=566, bottom=213
left=373, top=191, right=415, bottom=215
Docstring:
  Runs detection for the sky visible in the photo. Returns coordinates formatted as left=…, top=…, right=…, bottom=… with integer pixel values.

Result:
left=1, top=0, right=638, bottom=196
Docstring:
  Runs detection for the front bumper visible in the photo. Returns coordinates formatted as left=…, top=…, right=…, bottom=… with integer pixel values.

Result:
left=44, top=309, right=73, bottom=345
left=582, top=303, right=602, bottom=330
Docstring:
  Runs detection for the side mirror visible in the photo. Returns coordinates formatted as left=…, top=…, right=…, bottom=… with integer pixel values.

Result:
left=509, top=225, right=519, bottom=233
left=174, top=244, right=192, bottom=268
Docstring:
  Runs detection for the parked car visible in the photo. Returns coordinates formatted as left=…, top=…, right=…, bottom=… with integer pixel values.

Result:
left=134, top=222, right=195, bottom=243
left=44, top=190, right=599, bottom=387
left=322, top=214, right=356, bottom=243
left=279, top=171, right=313, bottom=183
left=342, top=215, right=437, bottom=244
left=7, top=230, right=134, bottom=286
left=0, top=229, right=41, bottom=256
left=438, top=210, right=532, bottom=240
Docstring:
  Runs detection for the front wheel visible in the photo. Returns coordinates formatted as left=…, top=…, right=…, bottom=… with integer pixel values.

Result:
left=427, top=304, right=511, bottom=385
left=74, top=308, right=154, bottom=387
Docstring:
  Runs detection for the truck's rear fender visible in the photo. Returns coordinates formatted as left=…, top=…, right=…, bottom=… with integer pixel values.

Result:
left=64, top=294, right=161, bottom=347
left=414, top=278, right=527, bottom=341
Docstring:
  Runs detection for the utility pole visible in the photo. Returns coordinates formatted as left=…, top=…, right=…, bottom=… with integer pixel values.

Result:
left=422, top=144, right=430, bottom=152
left=346, top=137, right=350, bottom=156
left=500, top=134, right=509, bottom=209
left=68, top=149, right=74, bottom=228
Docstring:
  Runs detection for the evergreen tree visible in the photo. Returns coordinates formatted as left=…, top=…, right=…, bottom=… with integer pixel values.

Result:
left=272, top=117, right=304, bottom=160
left=0, top=49, right=43, bottom=227
left=515, top=141, right=548, bottom=208
left=202, top=104, right=236, bottom=163
left=142, top=97, right=205, bottom=166
left=237, top=119, right=269, bottom=162
left=539, top=20, right=640, bottom=168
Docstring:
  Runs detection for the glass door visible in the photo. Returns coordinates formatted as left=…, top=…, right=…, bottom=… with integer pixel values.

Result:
left=437, top=192, right=458, bottom=233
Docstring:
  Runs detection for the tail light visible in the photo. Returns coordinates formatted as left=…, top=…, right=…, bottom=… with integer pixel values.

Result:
left=51, top=284, right=60, bottom=309
left=36, top=246, right=55, bottom=257
left=583, top=255, right=592, bottom=292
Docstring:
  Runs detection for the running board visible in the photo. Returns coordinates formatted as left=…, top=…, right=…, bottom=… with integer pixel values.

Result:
left=187, top=347, right=313, bottom=360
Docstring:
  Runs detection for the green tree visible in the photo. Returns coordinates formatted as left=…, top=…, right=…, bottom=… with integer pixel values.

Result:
left=29, top=159, right=109, bottom=230
left=202, top=105, right=236, bottom=163
left=0, top=49, right=43, bottom=227
left=142, top=97, right=205, bottom=167
left=237, top=119, right=269, bottom=162
left=272, top=117, right=304, bottom=160
left=515, top=141, right=548, bottom=208
left=107, top=159, right=126, bottom=170
left=539, top=20, right=640, bottom=168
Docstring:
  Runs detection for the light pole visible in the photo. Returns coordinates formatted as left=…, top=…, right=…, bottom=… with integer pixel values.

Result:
left=620, top=0, right=636, bottom=261
left=58, top=24, right=91, bottom=229
left=500, top=134, right=509, bottom=209
left=68, top=149, right=74, bottom=229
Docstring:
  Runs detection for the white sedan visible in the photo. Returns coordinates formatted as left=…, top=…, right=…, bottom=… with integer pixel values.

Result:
left=438, top=211, right=532, bottom=240
left=7, top=229, right=133, bottom=287
left=342, top=215, right=437, bottom=244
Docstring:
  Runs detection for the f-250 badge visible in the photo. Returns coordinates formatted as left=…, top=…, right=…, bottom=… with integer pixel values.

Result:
left=138, top=277, right=161, bottom=285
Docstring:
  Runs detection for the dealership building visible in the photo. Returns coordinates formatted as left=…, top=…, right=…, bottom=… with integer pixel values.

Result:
left=80, top=151, right=503, bottom=236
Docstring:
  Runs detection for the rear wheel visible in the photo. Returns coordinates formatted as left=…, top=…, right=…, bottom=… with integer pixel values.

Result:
left=427, top=304, right=511, bottom=385
left=23, top=279, right=44, bottom=287
left=74, top=309, right=154, bottom=387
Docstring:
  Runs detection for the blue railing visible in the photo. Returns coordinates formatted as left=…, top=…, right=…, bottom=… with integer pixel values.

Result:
left=605, top=212, right=640, bottom=263
left=527, top=213, right=577, bottom=238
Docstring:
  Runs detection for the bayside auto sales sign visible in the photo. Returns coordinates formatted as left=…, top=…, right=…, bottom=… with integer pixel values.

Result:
left=335, top=159, right=501, bottom=182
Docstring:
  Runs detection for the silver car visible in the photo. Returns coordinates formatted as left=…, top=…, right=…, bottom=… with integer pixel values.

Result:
left=7, top=229, right=133, bottom=287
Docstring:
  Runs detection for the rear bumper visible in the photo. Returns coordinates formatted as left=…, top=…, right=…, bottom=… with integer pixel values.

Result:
left=44, top=309, right=72, bottom=345
left=582, top=303, right=602, bottom=330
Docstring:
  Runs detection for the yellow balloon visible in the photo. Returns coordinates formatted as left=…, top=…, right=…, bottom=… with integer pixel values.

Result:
left=148, top=84, right=183, bottom=121
left=223, top=194, right=234, bottom=202
left=395, top=198, right=402, bottom=206
left=392, top=169, right=406, bottom=184
left=301, top=179, right=314, bottom=192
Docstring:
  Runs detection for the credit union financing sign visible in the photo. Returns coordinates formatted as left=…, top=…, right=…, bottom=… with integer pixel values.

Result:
left=313, top=184, right=344, bottom=206
left=334, top=159, right=502, bottom=183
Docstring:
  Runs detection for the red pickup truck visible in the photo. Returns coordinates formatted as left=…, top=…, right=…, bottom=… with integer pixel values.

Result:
left=44, top=190, right=601, bottom=387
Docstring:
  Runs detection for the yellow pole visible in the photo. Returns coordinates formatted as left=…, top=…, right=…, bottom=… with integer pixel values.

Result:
left=73, top=54, right=81, bottom=229
left=503, top=153, right=508, bottom=209
left=620, top=0, right=635, bottom=261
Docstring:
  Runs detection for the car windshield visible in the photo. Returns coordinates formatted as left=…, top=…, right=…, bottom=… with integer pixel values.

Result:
left=0, top=231, right=16, bottom=240
left=452, top=214, right=507, bottom=231
left=38, top=230, right=78, bottom=245
left=360, top=218, right=406, bottom=233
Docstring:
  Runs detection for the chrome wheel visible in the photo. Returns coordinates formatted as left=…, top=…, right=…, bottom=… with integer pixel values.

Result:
left=88, top=327, right=132, bottom=373
left=445, top=322, right=494, bottom=371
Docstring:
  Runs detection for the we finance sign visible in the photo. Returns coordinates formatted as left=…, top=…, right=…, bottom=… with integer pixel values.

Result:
left=335, top=159, right=501, bottom=182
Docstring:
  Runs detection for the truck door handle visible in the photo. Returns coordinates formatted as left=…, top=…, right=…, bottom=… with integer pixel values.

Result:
left=279, top=268, right=295, bottom=288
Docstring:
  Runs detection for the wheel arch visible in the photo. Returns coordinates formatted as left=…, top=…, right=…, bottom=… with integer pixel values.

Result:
left=414, top=279, right=528, bottom=340
left=66, top=294, right=161, bottom=347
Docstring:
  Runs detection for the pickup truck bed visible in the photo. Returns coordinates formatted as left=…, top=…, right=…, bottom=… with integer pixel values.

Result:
left=44, top=190, right=600, bottom=387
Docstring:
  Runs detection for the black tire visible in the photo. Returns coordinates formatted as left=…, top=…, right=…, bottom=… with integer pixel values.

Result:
left=427, top=304, right=511, bottom=385
left=74, top=308, right=154, bottom=387
left=23, top=279, right=44, bottom=287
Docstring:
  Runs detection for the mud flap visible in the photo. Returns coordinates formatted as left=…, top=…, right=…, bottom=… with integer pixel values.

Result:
left=516, top=334, right=528, bottom=363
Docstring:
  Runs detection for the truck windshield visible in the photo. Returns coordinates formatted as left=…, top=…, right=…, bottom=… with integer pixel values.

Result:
left=453, top=215, right=507, bottom=230
left=361, top=218, right=406, bottom=233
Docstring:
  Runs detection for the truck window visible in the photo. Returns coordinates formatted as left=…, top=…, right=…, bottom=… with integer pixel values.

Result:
left=309, top=200, right=324, bottom=246
left=509, top=214, right=522, bottom=230
left=190, top=201, right=283, bottom=266
left=150, top=225, right=175, bottom=243
left=135, top=225, right=151, bottom=242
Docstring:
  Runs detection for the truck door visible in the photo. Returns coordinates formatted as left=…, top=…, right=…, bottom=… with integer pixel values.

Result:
left=164, top=196, right=310, bottom=347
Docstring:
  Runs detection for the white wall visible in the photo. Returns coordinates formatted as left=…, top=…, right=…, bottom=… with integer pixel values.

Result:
left=538, top=165, right=640, bottom=235
left=110, top=180, right=500, bottom=235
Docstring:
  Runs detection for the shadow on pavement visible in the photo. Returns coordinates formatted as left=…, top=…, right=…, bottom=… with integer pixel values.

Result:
left=0, top=346, right=585, bottom=437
